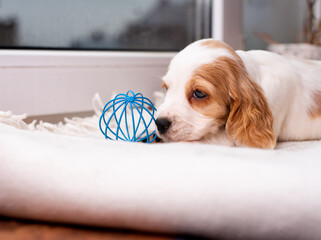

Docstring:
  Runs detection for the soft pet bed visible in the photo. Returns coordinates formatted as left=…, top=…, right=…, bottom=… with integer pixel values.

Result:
left=0, top=95, right=321, bottom=240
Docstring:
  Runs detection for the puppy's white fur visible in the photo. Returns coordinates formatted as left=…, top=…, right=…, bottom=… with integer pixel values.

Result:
left=157, top=39, right=321, bottom=148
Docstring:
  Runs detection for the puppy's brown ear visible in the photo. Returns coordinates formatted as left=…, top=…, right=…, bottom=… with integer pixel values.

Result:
left=224, top=58, right=276, bottom=149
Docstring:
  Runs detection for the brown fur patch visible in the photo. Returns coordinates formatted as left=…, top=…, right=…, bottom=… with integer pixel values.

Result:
left=309, top=90, right=321, bottom=118
left=186, top=63, right=230, bottom=126
left=303, top=59, right=318, bottom=66
left=201, top=39, right=241, bottom=62
left=186, top=56, right=276, bottom=149
left=161, top=81, right=168, bottom=90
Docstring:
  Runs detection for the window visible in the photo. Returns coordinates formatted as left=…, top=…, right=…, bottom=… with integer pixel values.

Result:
left=0, top=0, right=211, bottom=51
left=243, top=0, right=319, bottom=50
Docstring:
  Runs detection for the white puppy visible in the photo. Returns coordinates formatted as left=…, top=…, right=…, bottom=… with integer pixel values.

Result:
left=155, top=39, right=321, bottom=149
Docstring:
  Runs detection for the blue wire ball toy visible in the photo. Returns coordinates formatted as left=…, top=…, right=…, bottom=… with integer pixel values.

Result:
left=99, top=90, right=157, bottom=143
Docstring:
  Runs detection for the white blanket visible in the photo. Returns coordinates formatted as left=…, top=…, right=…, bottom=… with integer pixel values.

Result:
left=0, top=101, right=321, bottom=239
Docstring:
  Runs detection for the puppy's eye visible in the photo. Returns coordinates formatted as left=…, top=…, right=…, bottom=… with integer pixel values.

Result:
left=193, top=90, right=207, bottom=99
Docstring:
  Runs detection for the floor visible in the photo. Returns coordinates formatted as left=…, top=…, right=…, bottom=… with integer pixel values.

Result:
left=0, top=216, right=180, bottom=240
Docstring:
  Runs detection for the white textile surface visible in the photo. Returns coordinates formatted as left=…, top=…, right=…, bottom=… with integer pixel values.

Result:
left=0, top=96, right=321, bottom=239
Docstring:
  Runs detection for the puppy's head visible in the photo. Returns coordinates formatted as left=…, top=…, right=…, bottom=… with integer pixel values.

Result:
left=156, top=39, right=276, bottom=149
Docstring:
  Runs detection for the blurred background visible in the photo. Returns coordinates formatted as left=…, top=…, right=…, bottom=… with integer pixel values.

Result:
left=0, top=0, right=319, bottom=51
left=0, top=0, right=320, bottom=119
left=0, top=0, right=209, bottom=51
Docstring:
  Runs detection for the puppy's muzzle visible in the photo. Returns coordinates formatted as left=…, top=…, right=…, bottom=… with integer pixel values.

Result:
left=155, top=118, right=171, bottom=134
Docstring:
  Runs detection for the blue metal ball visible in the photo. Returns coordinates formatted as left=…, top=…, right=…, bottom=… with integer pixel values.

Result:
left=99, top=91, right=157, bottom=143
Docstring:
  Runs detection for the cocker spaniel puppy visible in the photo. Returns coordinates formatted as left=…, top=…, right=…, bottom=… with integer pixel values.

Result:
left=155, top=39, right=321, bottom=149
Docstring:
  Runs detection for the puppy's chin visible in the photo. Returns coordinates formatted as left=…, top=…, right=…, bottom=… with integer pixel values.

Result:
left=157, top=134, right=195, bottom=143
left=156, top=128, right=197, bottom=143
left=159, top=128, right=232, bottom=146
left=157, top=126, right=219, bottom=143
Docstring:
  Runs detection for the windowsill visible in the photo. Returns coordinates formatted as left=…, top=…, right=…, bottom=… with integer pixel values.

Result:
left=0, top=50, right=176, bottom=68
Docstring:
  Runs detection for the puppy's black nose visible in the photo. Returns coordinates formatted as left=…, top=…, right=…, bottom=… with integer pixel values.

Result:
left=155, top=118, right=171, bottom=134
